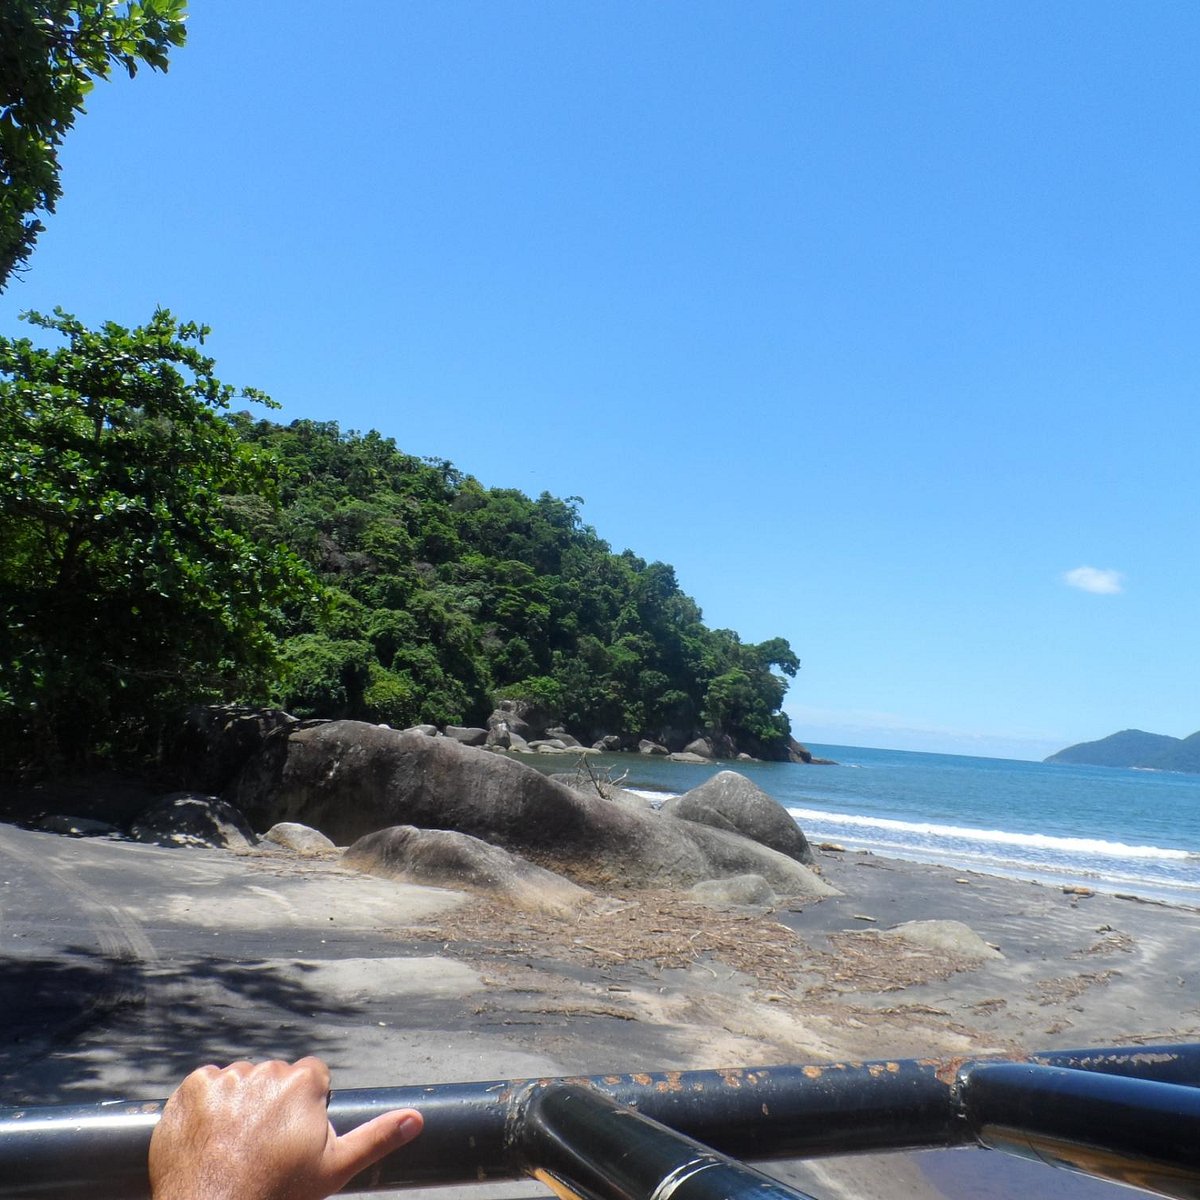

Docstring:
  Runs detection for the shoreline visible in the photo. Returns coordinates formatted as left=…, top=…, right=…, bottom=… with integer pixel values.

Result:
left=522, top=750, right=1200, bottom=910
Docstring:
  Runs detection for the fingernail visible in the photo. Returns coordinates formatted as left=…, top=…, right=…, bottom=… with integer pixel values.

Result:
left=398, top=1113, right=422, bottom=1138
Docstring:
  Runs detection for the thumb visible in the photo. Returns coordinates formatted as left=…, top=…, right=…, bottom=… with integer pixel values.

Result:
left=326, top=1109, right=424, bottom=1189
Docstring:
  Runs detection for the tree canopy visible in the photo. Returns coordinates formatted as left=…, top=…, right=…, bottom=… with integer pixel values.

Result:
left=243, top=419, right=800, bottom=757
left=0, top=323, right=799, bottom=772
left=0, top=0, right=188, bottom=289
left=0, top=308, right=313, bottom=769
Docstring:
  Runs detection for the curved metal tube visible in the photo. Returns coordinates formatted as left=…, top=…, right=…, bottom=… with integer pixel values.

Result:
left=0, top=1043, right=1197, bottom=1199
left=516, top=1084, right=819, bottom=1200
left=956, top=1062, right=1200, bottom=1200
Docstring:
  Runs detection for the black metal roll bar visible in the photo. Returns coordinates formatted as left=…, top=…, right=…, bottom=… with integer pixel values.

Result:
left=2, top=1043, right=1199, bottom=1200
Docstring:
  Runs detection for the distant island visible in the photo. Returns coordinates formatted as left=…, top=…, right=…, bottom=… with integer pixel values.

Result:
left=1045, top=728, right=1200, bottom=774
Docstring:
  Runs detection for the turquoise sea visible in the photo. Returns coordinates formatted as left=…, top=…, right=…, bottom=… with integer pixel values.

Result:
left=575, top=744, right=1200, bottom=907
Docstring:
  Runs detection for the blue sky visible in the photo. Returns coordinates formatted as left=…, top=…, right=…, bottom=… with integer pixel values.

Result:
left=5, top=1, right=1199, bottom=760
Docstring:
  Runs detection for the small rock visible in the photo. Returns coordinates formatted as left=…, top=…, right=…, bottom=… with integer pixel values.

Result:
left=881, top=919, right=1003, bottom=961
left=37, top=815, right=119, bottom=838
left=689, top=874, right=778, bottom=907
left=263, top=822, right=337, bottom=856
left=443, top=725, right=488, bottom=747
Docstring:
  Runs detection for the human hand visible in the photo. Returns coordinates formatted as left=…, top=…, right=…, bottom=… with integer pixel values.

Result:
left=148, top=1057, right=423, bottom=1200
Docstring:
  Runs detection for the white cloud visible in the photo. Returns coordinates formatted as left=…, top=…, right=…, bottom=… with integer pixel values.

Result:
left=1063, top=566, right=1123, bottom=595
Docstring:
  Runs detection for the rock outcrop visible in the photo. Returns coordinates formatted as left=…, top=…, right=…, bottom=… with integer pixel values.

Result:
left=131, top=793, right=257, bottom=850
left=230, top=722, right=835, bottom=895
left=663, top=770, right=816, bottom=866
left=343, top=825, right=590, bottom=914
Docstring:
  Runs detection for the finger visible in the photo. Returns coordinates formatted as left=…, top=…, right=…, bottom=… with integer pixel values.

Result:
left=325, top=1109, right=424, bottom=1187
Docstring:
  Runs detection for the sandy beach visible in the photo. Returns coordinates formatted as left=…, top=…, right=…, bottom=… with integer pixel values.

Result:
left=2, top=820, right=1197, bottom=1199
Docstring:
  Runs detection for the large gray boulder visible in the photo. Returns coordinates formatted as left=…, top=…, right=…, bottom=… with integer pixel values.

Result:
left=662, top=770, right=816, bottom=866
left=230, top=722, right=836, bottom=895
left=131, top=793, right=257, bottom=850
left=343, top=826, right=590, bottom=914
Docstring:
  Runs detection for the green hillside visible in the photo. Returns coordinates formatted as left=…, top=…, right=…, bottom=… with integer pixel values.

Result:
left=1150, top=731, right=1200, bottom=774
left=247, top=418, right=799, bottom=758
left=1045, top=728, right=1200, bottom=772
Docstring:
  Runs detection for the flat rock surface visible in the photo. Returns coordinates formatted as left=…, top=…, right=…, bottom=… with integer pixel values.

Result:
left=2, top=823, right=1198, bottom=1200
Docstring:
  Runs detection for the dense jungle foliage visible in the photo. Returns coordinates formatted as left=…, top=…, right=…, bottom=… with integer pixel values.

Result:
left=242, top=417, right=799, bottom=756
left=0, top=309, right=799, bottom=773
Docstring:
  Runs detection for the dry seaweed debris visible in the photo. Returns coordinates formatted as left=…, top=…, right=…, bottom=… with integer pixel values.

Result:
left=808, top=931, right=984, bottom=994
left=410, top=889, right=808, bottom=989
left=1032, top=970, right=1120, bottom=1005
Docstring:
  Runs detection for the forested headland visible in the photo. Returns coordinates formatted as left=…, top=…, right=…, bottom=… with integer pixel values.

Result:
left=0, top=310, right=801, bottom=776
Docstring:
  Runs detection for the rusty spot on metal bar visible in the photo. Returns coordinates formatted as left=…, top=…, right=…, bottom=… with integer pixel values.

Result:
left=718, top=1070, right=744, bottom=1088
left=886, top=1062, right=901, bottom=1073
left=603, top=1076, right=621, bottom=1086
left=802, top=1066, right=822, bottom=1080
left=632, top=1074, right=653, bottom=1086
left=935, top=1057, right=968, bottom=1087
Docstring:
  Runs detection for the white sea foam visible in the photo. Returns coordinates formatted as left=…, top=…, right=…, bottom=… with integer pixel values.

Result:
left=785, top=806, right=1191, bottom=861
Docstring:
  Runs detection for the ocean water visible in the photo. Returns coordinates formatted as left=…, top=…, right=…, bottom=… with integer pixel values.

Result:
left=565, top=744, right=1200, bottom=906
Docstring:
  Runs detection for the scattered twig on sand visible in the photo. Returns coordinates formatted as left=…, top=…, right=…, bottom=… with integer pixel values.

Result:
left=1032, top=970, right=1120, bottom=1005
left=415, top=889, right=807, bottom=989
